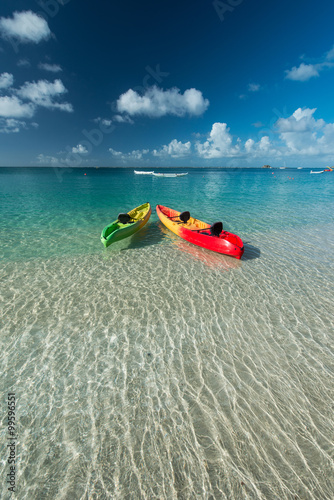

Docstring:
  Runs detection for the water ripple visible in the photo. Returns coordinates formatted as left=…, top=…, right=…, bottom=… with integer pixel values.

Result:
left=1, top=225, right=333, bottom=499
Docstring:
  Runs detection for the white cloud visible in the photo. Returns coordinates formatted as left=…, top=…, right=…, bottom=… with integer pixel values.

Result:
left=0, top=72, right=14, bottom=89
left=245, top=138, right=255, bottom=153
left=113, top=114, right=134, bottom=124
left=285, top=45, right=334, bottom=81
left=153, top=139, right=191, bottom=158
left=196, top=122, right=240, bottom=158
left=276, top=107, right=334, bottom=155
left=106, top=108, right=334, bottom=165
left=101, top=118, right=113, bottom=126
left=72, top=144, right=88, bottom=154
left=38, top=63, right=62, bottom=73
left=109, top=148, right=123, bottom=156
left=256, top=136, right=278, bottom=155
left=109, top=147, right=149, bottom=160
left=0, top=78, right=72, bottom=124
left=116, top=86, right=209, bottom=118
left=194, top=123, right=279, bottom=159
left=93, top=117, right=112, bottom=126
left=129, top=149, right=149, bottom=160
left=285, top=63, right=320, bottom=82
left=248, top=83, right=260, bottom=92
left=17, top=79, right=73, bottom=112
left=0, top=118, right=27, bottom=133
left=0, top=95, right=35, bottom=118
left=37, top=154, right=60, bottom=165
left=0, top=11, right=51, bottom=44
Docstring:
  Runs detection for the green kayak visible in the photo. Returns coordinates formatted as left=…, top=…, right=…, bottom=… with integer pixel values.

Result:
left=101, top=202, right=152, bottom=247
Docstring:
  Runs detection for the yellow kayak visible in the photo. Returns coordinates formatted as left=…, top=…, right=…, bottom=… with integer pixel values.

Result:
left=101, top=202, right=151, bottom=247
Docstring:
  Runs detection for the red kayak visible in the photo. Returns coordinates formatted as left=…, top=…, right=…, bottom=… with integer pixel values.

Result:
left=156, top=205, right=244, bottom=259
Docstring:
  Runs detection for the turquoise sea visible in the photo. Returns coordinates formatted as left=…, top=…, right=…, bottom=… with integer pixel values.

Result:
left=1, top=167, right=333, bottom=499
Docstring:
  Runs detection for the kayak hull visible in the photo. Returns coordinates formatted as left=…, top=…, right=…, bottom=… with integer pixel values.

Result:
left=134, top=170, right=154, bottom=174
left=152, top=172, right=188, bottom=177
left=101, top=202, right=151, bottom=247
left=156, top=205, right=244, bottom=259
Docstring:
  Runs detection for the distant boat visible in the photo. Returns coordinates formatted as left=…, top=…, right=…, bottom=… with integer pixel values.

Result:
left=297, top=167, right=303, bottom=169
left=310, top=170, right=324, bottom=174
left=134, top=170, right=154, bottom=175
left=152, top=172, right=188, bottom=177
left=324, top=167, right=333, bottom=172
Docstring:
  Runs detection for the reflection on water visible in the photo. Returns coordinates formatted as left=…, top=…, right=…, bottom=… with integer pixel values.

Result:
left=174, top=239, right=241, bottom=271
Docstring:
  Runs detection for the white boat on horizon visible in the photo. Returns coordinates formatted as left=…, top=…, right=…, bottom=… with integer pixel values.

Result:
left=310, top=170, right=324, bottom=174
left=152, top=172, right=188, bottom=177
left=134, top=170, right=155, bottom=175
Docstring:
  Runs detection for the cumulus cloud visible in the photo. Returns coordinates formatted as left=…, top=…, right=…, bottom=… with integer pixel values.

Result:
left=109, top=148, right=149, bottom=161
left=17, top=79, right=73, bottom=112
left=38, top=63, right=62, bottom=73
left=72, top=144, right=88, bottom=154
left=109, top=148, right=123, bottom=157
left=0, top=78, right=72, bottom=126
left=245, top=138, right=255, bottom=153
left=0, top=118, right=27, bottom=133
left=0, top=72, right=14, bottom=89
left=276, top=107, right=333, bottom=155
left=196, top=122, right=240, bottom=158
left=0, top=11, right=51, bottom=44
left=112, top=114, right=134, bottom=124
left=285, top=63, right=320, bottom=82
left=0, top=95, right=35, bottom=118
left=244, top=136, right=279, bottom=157
left=107, top=108, right=334, bottom=165
left=153, top=139, right=191, bottom=158
left=93, top=117, right=113, bottom=126
left=116, top=86, right=209, bottom=118
left=37, top=154, right=60, bottom=165
left=285, top=45, right=334, bottom=81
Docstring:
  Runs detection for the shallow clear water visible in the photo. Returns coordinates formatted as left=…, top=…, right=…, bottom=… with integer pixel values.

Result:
left=1, top=167, right=334, bottom=499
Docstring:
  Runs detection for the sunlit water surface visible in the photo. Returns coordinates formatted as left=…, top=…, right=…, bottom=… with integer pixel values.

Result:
left=1, top=167, right=333, bottom=499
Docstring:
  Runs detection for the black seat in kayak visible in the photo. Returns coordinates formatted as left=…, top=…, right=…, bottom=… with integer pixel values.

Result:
left=118, top=213, right=132, bottom=224
left=168, top=211, right=190, bottom=223
left=179, top=211, right=190, bottom=223
left=210, top=221, right=223, bottom=236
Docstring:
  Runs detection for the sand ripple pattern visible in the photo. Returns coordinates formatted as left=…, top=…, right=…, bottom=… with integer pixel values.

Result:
left=1, top=225, right=334, bottom=499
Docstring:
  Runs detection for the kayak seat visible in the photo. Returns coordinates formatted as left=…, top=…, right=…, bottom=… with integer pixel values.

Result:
left=118, top=213, right=132, bottom=224
left=210, top=222, right=223, bottom=236
left=179, top=211, right=190, bottom=223
left=168, top=211, right=190, bottom=223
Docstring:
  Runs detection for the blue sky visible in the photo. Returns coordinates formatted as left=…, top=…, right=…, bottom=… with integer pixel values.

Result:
left=1, top=0, right=334, bottom=167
